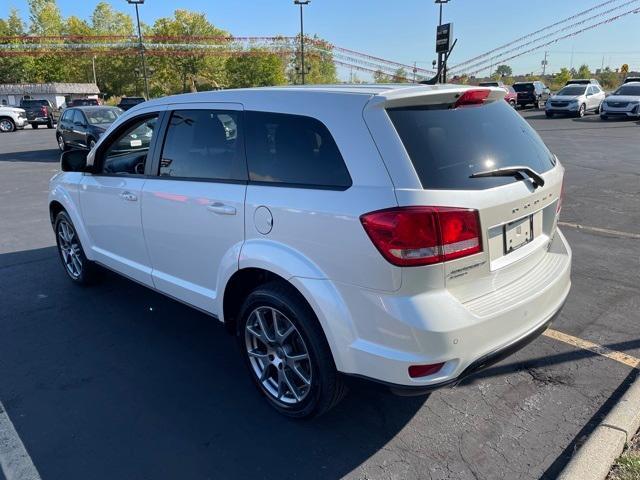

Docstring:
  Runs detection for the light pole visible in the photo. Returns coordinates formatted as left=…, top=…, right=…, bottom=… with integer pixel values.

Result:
left=435, top=0, right=450, bottom=83
left=127, top=0, right=149, bottom=99
left=294, top=0, right=310, bottom=85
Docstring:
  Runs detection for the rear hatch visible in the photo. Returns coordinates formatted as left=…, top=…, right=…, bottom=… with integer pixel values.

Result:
left=363, top=87, right=563, bottom=303
left=513, top=83, right=536, bottom=100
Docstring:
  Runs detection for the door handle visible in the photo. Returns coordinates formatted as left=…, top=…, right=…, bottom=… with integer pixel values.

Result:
left=207, top=202, right=236, bottom=215
left=119, top=191, right=138, bottom=202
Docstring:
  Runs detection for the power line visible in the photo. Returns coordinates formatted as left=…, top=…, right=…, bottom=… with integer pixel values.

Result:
left=451, top=0, right=640, bottom=74
left=463, top=5, right=640, bottom=77
left=450, top=0, right=635, bottom=71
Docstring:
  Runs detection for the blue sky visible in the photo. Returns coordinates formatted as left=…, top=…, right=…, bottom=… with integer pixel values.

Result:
left=2, top=0, right=639, bottom=80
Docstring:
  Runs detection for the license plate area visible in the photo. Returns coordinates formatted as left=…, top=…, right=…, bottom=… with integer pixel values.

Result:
left=504, top=215, right=533, bottom=254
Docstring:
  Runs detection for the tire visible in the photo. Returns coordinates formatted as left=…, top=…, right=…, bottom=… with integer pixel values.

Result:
left=545, top=112, right=554, bottom=118
left=577, top=104, right=586, bottom=118
left=534, top=98, right=541, bottom=110
left=237, top=281, right=347, bottom=418
left=600, top=114, right=608, bottom=121
left=47, top=117, right=54, bottom=129
left=57, top=134, right=68, bottom=151
left=31, top=123, right=39, bottom=129
left=54, top=211, right=101, bottom=285
left=0, top=117, right=15, bottom=133
left=509, top=100, right=516, bottom=108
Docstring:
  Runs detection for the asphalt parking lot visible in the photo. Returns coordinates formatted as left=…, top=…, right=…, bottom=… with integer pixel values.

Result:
left=0, top=111, right=639, bottom=480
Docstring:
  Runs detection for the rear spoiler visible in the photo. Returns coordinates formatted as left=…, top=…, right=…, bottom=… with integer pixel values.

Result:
left=369, top=86, right=506, bottom=110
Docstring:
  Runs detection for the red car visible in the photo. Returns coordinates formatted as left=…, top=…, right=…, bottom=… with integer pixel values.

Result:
left=479, top=81, right=517, bottom=108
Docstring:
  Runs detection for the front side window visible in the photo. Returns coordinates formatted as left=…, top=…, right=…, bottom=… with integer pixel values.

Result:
left=159, top=109, right=246, bottom=181
left=245, top=111, right=351, bottom=189
left=100, top=115, right=158, bottom=175
left=72, top=110, right=86, bottom=126
left=61, top=109, right=73, bottom=122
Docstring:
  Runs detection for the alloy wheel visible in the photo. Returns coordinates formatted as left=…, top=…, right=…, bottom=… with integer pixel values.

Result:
left=244, top=306, right=312, bottom=405
left=0, top=119, right=14, bottom=132
left=579, top=104, right=586, bottom=117
left=57, top=220, right=82, bottom=279
left=57, top=135, right=65, bottom=151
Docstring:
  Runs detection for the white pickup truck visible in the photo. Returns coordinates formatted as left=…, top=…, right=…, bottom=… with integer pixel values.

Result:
left=0, top=105, right=28, bottom=132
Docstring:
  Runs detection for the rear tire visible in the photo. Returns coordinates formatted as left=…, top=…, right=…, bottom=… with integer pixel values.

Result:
left=237, top=281, right=347, bottom=418
left=47, top=117, right=54, bottom=129
left=54, top=211, right=101, bottom=285
left=31, top=123, right=39, bottom=129
left=545, top=112, right=554, bottom=118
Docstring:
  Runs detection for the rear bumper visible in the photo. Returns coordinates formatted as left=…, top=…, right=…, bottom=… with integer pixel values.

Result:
left=296, top=229, right=572, bottom=389
left=350, top=307, right=560, bottom=396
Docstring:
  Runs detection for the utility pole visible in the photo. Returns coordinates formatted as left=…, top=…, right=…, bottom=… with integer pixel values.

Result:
left=541, top=51, right=548, bottom=76
left=92, top=56, right=97, bottom=85
left=434, top=0, right=451, bottom=83
left=294, top=0, right=310, bottom=85
left=127, top=0, right=149, bottom=99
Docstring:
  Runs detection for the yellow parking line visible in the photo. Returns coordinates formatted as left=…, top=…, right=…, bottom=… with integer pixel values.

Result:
left=543, top=328, right=640, bottom=369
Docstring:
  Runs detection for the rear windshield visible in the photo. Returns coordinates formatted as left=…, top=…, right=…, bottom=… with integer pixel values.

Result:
left=512, top=83, right=534, bottom=92
left=387, top=100, right=556, bottom=190
left=121, top=98, right=144, bottom=104
left=479, top=82, right=499, bottom=87
left=613, top=85, right=640, bottom=96
left=557, top=86, right=586, bottom=96
left=21, top=100, right=48, bottom=106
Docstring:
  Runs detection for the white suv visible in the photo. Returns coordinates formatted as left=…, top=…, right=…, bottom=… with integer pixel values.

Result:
left=49, top=85, right=571, bottom=418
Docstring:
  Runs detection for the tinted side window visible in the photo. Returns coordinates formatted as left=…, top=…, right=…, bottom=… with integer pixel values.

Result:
left=61, top=109, right=73, bottom=122
left=245, top=111, right=351, bottom=189
left=100, top=115, right=158, bottom=175
left=159, top=110, right=246, bottom=181
left=72, top=110, right=85, bottom=125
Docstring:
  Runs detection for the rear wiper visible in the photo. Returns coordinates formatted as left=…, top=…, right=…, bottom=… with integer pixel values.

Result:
left=469, top=166, right=545, bottom=188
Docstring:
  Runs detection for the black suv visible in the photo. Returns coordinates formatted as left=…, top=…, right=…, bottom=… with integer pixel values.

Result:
left=56, top=106, right=123, bottom=151
left=513, top=81, right=551, bottom=109
left=117, top=97, right=146, bottom=111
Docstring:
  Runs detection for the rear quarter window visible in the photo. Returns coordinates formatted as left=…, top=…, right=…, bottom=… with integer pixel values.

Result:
left=245, top=111, right=351, bottom=189
left=387, top=100, right=556, bottom=190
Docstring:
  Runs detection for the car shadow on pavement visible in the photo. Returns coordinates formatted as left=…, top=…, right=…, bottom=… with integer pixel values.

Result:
left=0, top=246, right=426, bottom=480
left=0, top=149, right=60, bottom=163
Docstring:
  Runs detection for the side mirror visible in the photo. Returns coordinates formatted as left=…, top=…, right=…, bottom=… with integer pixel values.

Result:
left=61, top=149, right=89, bottom=172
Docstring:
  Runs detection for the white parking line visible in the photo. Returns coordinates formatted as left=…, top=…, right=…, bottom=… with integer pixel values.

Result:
left=558, top=221, right=640, bottom=240
left=0, top=401, right=41, bottom=480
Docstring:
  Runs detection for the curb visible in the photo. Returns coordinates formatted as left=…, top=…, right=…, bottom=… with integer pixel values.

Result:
left=558, top=370, right=640, bottom=480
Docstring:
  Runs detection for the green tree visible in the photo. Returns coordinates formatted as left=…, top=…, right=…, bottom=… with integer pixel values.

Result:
left=288, top=36, right=338, bottom=85
left=225, top=50, right=286, bottom=88
left=150, top=10, right=229, bottom=95
left=577, top=64, right=591, bottom=79
left=23, top=0, right=66, bottom=82
left=392, top=67, right=409, bottom=83
left=598, top=67, right=622, bottom=90
left=90, top=2, right=138, bottom=98
left=0, top=9, right=31, bottom=84
left=373, top=69, right=390, bottom=83
left=495, top=64, right=512, bottom=77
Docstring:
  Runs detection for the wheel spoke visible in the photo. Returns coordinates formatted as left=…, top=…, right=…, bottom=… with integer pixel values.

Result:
left=71, top=255, right=82, bottom=276
left=247, top=349, right=269, bottom=362
left=282, top=368, right=301, bottom=401
left=259, top=364, right=271, bottom=382
left=276, top=369, right=285, bottom=399
left=246, top=324, right=269, bottom=347
left=286, top=352, right=309, bottom=362
left=256, top=309, right=274, bottom=343
left=291, top=364, right=311, bottom=386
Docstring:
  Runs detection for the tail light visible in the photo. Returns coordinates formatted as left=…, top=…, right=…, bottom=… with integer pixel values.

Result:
left=557, top=178, right=565, bottom=215
left=360, top=206, right=482, bottom=267
left=454, top=89, right=490, bottom=108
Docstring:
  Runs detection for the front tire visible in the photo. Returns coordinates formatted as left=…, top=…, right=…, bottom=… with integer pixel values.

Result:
left=545, top=112, right=554, bottom=118
left=600, top=114, right=608, bottom=120
left=54, top=211, right=100, bottom=285
left=238, top=282, right=346, bottom=418
left=57, top=134, right=68, bottom=151
left=577, top=104, right=586, bottom=118
left=0, top=117, right=15, bottom=133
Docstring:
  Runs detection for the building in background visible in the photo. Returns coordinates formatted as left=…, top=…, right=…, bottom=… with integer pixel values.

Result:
left=0, top=83, right=100, bottom=108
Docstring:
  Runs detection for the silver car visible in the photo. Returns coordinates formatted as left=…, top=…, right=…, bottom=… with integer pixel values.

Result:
left=600, top=82, right=640, bottom=120
left=545, top=84, right=605, bottom=118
